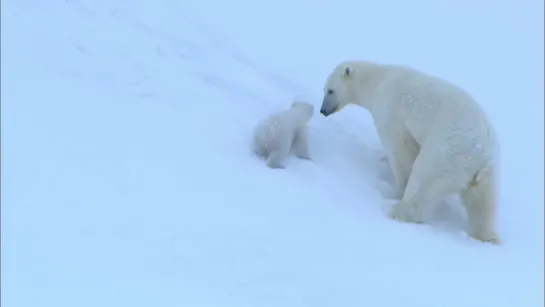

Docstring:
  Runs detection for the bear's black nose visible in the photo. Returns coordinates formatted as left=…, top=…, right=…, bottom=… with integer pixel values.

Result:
left=320, top=108, right=331, bottom=116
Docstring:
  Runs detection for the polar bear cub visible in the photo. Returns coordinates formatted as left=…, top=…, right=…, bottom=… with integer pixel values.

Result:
left=253, top=101, right=314, bottom=168
left=320, top=60, right=501, bottom=244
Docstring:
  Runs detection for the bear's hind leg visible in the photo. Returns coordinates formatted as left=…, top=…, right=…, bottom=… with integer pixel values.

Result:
left=460, top=168, right=501, bottom=244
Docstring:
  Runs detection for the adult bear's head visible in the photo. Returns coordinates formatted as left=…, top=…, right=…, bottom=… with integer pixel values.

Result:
left=320, top=60, right=378, bottom=117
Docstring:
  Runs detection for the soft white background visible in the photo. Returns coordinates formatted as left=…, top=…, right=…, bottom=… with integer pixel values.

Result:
left=2, top=0, right=543, bottom=306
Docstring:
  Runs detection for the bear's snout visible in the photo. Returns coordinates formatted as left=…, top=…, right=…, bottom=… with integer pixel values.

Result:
left=320, top=107, right=333, bottom=116
left=320, top=96, right=338, bottom=116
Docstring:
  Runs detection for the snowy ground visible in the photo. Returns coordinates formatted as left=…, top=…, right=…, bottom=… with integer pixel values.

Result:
left=2, top=0, right=543, bottom=306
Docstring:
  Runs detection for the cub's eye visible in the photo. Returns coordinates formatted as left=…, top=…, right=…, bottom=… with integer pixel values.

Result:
left=327, top=89, right=334, bottom=95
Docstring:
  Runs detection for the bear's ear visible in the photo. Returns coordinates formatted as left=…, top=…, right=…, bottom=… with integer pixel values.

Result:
left=343, top=65, right=354, bottom=78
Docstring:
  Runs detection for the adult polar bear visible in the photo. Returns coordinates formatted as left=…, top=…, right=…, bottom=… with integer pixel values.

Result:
left=320, top=60, right=501, bottom=244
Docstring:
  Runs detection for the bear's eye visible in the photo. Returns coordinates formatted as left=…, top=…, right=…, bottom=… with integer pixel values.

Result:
left=327, top=89, right=334, bottom=95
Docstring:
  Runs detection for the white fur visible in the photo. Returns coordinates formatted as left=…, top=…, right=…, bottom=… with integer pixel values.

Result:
left=320, top=60, right=501, bottom=244
left=253, top=101, right=314, bottom=169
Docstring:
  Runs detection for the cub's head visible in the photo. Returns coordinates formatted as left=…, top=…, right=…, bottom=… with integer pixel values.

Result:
left=291, top=101, right=315, bottom=120
left=320, top=61, right=361, bottom=117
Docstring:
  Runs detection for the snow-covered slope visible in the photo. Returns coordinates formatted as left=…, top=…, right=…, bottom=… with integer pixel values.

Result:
left=2, top=0, right=543, bottom=306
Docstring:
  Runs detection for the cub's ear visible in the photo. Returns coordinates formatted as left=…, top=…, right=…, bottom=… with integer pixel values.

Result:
left=343, top=65, right=354, bottom=78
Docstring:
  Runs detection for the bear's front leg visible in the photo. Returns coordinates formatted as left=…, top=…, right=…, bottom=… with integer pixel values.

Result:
left=293, top=127, right=312, bottom=160
left=387, top=182, right=441, bottom=224
left=386, top=150, right=455, bottom=225
left=382, top=133, right=420, bottom=199
left=266, top=147, right=290, bottom=169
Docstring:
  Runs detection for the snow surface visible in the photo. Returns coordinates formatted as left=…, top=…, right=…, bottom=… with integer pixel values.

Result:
left=2, top=0, right=543, bottom=306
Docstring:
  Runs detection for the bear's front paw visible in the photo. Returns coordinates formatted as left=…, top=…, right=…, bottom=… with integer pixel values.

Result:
left=469, top=231, right=502, bottom=245
left=385, top=201, right=424, bottom=224
left=266, top=159, right=286, bottom=169
left=297, top=154, right=312, bottom=161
